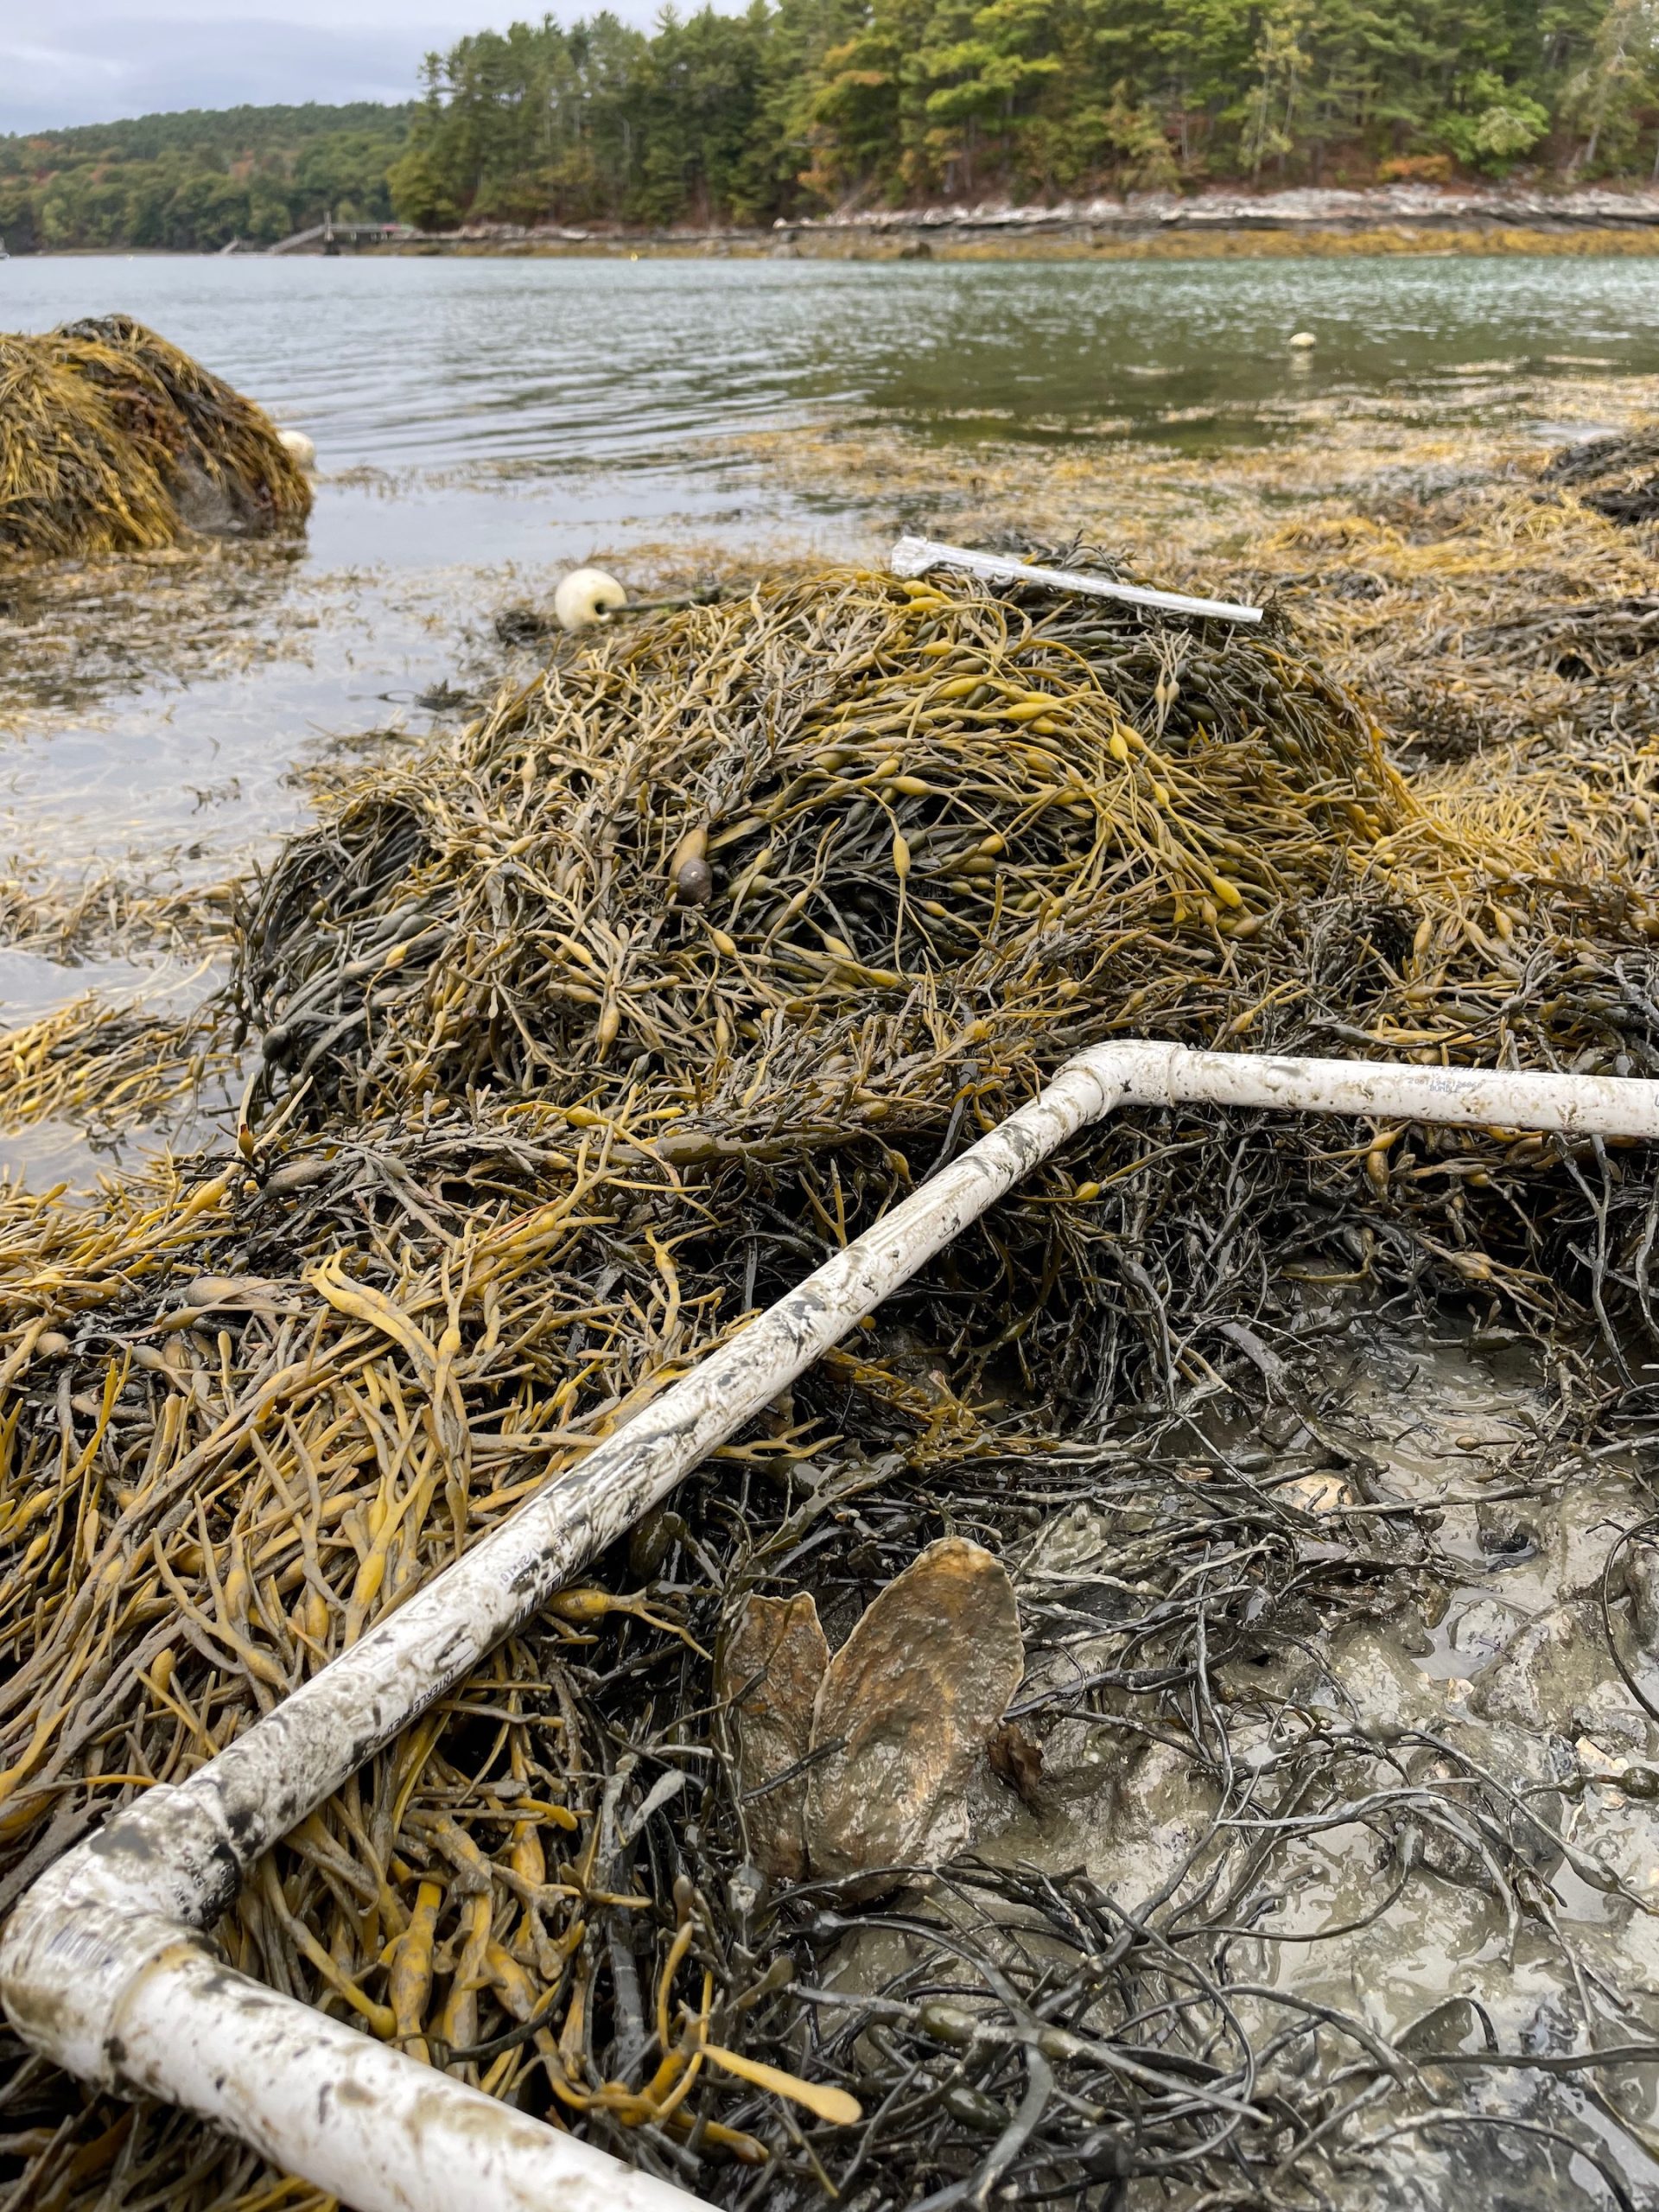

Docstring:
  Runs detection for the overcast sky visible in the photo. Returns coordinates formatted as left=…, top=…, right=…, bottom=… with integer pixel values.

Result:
left=0, top=2, right=656, bottom=136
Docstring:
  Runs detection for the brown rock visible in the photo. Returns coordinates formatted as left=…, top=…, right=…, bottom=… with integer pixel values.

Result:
left=717, top=1592, right=830, bottom=1883
left=805, top=1537, right=1022, bottom=1890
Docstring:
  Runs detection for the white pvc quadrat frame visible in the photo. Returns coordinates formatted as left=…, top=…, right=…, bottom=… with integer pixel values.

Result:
left=7, top=1040, right=1659, bottom=2212
left=888, top=534, right=1265, bottom=624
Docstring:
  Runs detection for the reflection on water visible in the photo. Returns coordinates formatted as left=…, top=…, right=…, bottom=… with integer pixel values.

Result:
left=4, top=252, right=1657, bottom=686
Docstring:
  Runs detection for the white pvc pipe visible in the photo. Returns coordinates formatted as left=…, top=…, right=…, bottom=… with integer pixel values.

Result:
left=889, top=533, right=1265, bottom=623
left=6, top=1041, right=1659, bottom=2212
left=114, top=1945, right=685, bottom=2212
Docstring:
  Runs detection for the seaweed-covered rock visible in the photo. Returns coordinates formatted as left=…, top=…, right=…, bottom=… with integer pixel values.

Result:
left=0, top=315, right=310, bottom=560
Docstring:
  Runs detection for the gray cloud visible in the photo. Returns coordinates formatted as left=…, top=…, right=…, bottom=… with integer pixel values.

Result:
left=0, top=4, right=669, bottom=135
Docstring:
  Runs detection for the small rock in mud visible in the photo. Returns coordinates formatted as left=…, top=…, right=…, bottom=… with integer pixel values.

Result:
left=1392, top=1605, right=1436, bottom=1658
left=1469, top=1598, right=1648, bottom=1745
left=805, top=1537, right=1022, bottom=1891
left=1624, top=1540, right=1659, bottom=1648
left=1478, top=1495, right=1548, bottom=1566
left=1279, top=1470, right=1351, bottom=1516
left=1448, top=1594, right=1529, bottom=1670
left=1405, top=1718, right=1574, bottom=1883
left=1476, top=1500, right=1540, bottom=1561
left=717, top=1592, right=830, bottom=1882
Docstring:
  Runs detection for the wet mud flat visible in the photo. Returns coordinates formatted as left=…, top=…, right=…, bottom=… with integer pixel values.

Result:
left=10, top=378, right=1659, bottom=2211
left=780, top=1305, right=1659, bottom=2210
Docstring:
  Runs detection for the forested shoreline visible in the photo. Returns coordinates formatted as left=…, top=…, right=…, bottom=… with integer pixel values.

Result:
left=5, top=0, right=1659, bottom=252
left=0, top=105, right=409, bottom=254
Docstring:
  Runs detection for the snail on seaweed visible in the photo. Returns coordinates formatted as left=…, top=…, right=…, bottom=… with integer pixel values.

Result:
left=278, top=429, right=317, bottom=470
left=668, top=825, right=713, bottom=905
left=555, top=566, right=627, bottom=630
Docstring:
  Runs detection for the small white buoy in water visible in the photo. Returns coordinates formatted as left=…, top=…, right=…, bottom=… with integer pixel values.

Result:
left=278, top=428, right=317, bottom=470
left=554, top=566, right=628, bottom=630
left=1287, top=331, right=1316, bottom=351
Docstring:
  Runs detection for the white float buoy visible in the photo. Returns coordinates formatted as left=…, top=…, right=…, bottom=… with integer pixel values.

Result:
left=278, top=429, right=317, bottom=470
left=554, top=566, right=628, bottom=630
left=1287, top=331, right=1317, bottom=351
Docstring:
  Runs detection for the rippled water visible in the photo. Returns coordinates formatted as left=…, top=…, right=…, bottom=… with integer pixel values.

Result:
left=10, top=251, right=1659, bottom=498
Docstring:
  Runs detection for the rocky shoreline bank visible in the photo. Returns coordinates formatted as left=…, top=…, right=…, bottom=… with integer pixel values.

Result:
left=364, top=180, right=1659, bottom=259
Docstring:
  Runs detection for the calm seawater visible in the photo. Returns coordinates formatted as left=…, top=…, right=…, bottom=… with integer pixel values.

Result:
left=3, top=250, right=1658, bottom=1174
left=8, top=251, right=1659, bottom=561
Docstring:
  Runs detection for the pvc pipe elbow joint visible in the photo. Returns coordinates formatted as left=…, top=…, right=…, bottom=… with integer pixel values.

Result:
left=0, top=1782, right=234, bottom=2087
left=9, top=1035, right=1659, bottom=2212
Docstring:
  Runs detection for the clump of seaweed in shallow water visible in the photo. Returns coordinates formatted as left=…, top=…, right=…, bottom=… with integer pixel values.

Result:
left=0, top=315, right=310, bottom=561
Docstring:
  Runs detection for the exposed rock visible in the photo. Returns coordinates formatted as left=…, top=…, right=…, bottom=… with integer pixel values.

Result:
left=1447, top=1594, right=1529, bottom=1672
left=1469, top=1598, right=1648, bottom=1745
left=786, top=182, right=1659, bottom=243
left=1474, top=1499, right=1541, bottom=1561
left=1280, top=1470, right=1352, bottom=1515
